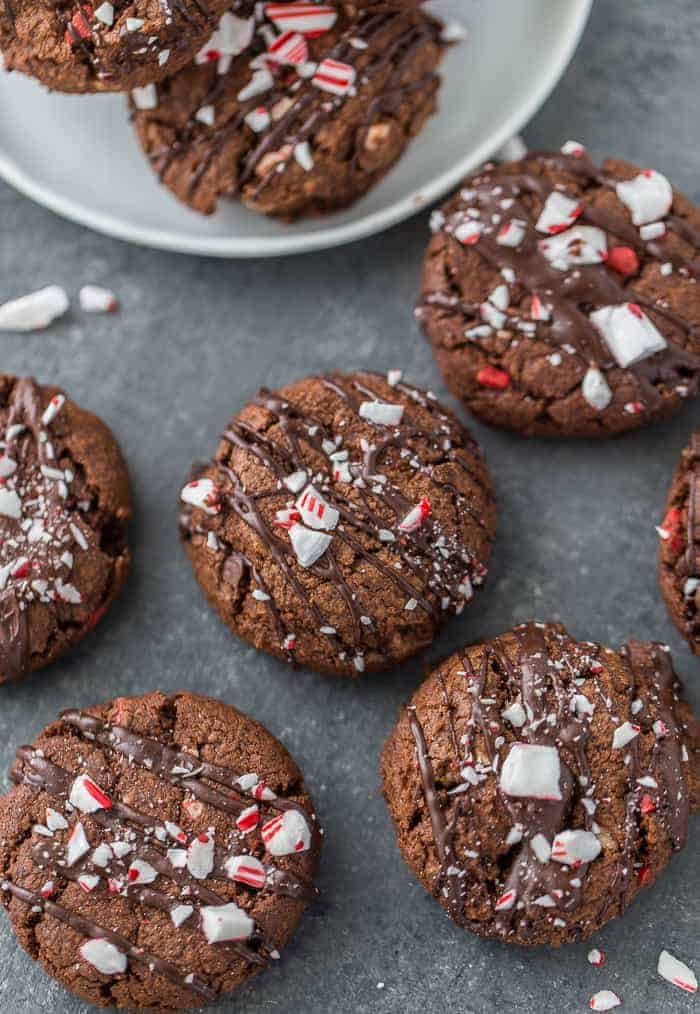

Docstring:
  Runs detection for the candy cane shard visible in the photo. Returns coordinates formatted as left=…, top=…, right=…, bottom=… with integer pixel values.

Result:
left=657, top=950, right=697, bottom=993
left=616, top=169, right=673, bottom=226
left=0, top=286, right=69, bottom=332
left=590, top=303, right=667, bottom=368
left=80, top=938, right=128, bottom=975
left=499, top=743, right=562, bottom=800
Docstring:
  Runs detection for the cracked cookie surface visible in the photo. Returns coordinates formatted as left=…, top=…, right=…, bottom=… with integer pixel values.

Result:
left=0, top=374, right=131, bottom=684
left=417, top=144, right=700, bottom=437
left=381, top=622, right=700, bottom=945
left=0, top=690, right=320, bottom=1008
left=179, top=370, right=496, bottom=677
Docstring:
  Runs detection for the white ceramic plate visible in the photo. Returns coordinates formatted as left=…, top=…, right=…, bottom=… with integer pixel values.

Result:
left=0, top=0, right=591, bottom=257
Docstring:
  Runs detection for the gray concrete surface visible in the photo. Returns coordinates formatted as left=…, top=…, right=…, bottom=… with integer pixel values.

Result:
left=0, top=1, right=698, bottom=1011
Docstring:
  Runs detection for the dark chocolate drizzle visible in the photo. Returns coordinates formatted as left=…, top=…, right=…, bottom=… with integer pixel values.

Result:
left=406, top=623, right=691, bottom=939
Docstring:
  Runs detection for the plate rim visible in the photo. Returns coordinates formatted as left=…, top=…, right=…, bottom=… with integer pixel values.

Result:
left=0, top=0, right=593, bottom=258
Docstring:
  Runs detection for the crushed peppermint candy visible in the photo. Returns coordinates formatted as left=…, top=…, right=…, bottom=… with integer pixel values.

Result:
left=0, top=285, right=69, bottom=332
left=657, top=950, right=697, bottom=993
left=79, top=938, right=127, bottom=975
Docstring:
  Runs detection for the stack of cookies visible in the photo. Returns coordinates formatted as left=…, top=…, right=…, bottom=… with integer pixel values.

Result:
left=0, top=0, right=451, bottom=218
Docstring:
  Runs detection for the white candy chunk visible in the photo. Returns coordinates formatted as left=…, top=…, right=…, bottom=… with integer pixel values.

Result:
left=195, top=12, right=253, bottom=62
left=440, top=19, right=467, bottom=42
left=224, top=854, right=266, bottom=888
left=616, top=169, right=673, bottom=225
left=131, top=84, right=158, bottom=110
left=238, top=68, right=274, bottom=102
left=46, top=807, right=68, bottom=832
left=501, top=702, right=526, bottom=728
left=684, top=577, right=700, bottom=597
left=94, top=2, right=114, bottom=24
left=0, top=455, right=16, bottom=478
left=91, top=844, right=113, bottom=868
left=499, top=744, right=562, bottom=801
left=358, top=401, right=404, bottom=427
left=589, top=991, right=621, bottom=1012
left=126, top=17, right=143, bottom=29
left=0, top=285, right=68, bottom=331
left=497, top=219, right=526, bottom=247
left=295, top=485, right=339, bottom=531
left=187, top=831, right=215, bottom=879
left=294, top=141, right=314, bottom=171
left=195, top=105, right=216, bottom=127
left=454, top=220, right=482, bottom=245
left=201, top=902, right=255, bottom=943
left=289, top=524, right=332, bottom=568
left=181, top=477, right=219, bottom=515
left=539, top=225, right=607, bottom=268
left=79, top=285, right=117, bottom=313
left=69, top=774, right=111, bottom=813
left=612, top=721, right=640, bottom=749
left=551, top=829, right=601, bottom=865
left=536, top=191, right=581, bottom=234
left=55, top=580, right=82, bottom=604
left=571, top=694, right=594, bottom=718
left=489, top=284, right=510, bottom=311
left=530, top=833, right=552, bottom=863
left=505, top=826, right=523, bottom=845
left=167, top=848, right=187, bottom=868
left=283, top=470, right=307, bottom=493
left=590, top=303, right=667, bottom=368
left=588, top=948, right=605, bottom=966
left=0, top=488, right=21, bottom=519
left=171, top=904, right=194, bottom=928
left=261, top=809, right=311, bottom=856
left=582, top=367, right=612, bottom=412
left=657, top=950, right=697, bottom=993
left=80, top=938, right=127, bottom=975
left=66, top=822, right=90, bottom=866
left=125, top=859, right=156, bottom=884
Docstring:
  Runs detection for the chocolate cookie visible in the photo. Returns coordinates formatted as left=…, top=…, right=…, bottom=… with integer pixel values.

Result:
left=179, top=370, right=496, bottom=677
left=381, top=622, right=700, bottom=946
left=417, top=143, right=700, bottom=437
left=0, top=0, right=234, bottom=93
left=0, top=690, right=321, bottom=1008
left=658, top=428, right=700, bottom=655
left=130, top=2, right=445, bottom=218
left=0, top=375, right=131, bottom=684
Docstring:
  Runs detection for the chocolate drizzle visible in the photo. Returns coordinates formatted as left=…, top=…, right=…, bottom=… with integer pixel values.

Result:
left=4, top=698, right=318, bottom=1000
left=405, top=623, right=692, bottom=940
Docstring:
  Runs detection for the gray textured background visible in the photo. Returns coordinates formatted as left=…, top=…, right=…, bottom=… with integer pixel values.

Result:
left=0, top=1, right=698, bottom=1011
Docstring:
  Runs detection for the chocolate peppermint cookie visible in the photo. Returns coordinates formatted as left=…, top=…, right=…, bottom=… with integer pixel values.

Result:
left=658, top=428, right=700, bottom=655
left=417, top=142, right=700, bottom=436
left=0, top=690, right=320, bottom=1008
left=0, top=376, right=131, bottom=684
left=0, top=0, right=233, bottom=93
left=382, top=622, right=700, bottom=946
left=130, top=2, right=446, bottom=218
left=179, top=370, right=496, bottom=677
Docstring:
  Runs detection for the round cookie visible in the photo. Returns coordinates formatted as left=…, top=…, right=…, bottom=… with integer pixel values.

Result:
left=179, top=370, right=496, bottom=677
left=0, top=0, right=231, bottom=93
left=381, top=622, right=700, bottom=946
left=417, top=142, right=700, bottom=437
left=130, top=2, right=446, bottom=218
left=0, top=375, right=131, bottom=684
left=0, top=690, right=321, bottom=1009
left=658, top=427, right=700, bottom=654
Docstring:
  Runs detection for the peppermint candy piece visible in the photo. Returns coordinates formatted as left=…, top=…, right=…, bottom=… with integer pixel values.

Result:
left=0, top=488, right=21, bottom=520
left=616, top=168, right=673, bottom=226
left=283, top=469, right=307, bottom=493
left=69, top=774, right=112, bottom=813
left=589, top=991, right=621, bottom=1011
left=551, top=829, right=601, bottom=866
left=265, top=2, right=337, bottom=37
left=131, top=84, right=158, bottom=110
left=267, top=29, right=308, bottom=65
left=181, top=477, right=220, bottom=515
left=296, top=485, right=339, bottom=531
left=494, top=889, right=516, bottom=911
left=171, top=904, right=194, bottom=928
left=501, top=702, right=526, bottom=728
left=497, top=219, right=526, bottom=247
left=46, top=807, right=68, bottom=832
left=582, top=367, right=612, bottom=412
left=539, top=225, right=607, bottom=269
left=590, top=303, right=667, bottom=368
left=455, top=220, right=483, bottom=245
left=261, top=809, right=311, bottom=855
left=236, top=804, right=260, bottom=832
left=588, top=948, right=606, bottom=967
left=94, top=2, right=114, bottom=24
left=499, top=744, right=562, bottom=801
left=237, top=68, right=274, bottom=102
left=201, top=902, right=255, bottom=943
left=127, top=859, right=158, bottom=885
left=612, top=721, right=640, bottom=749
left=224, top=854, right=266, bottom=888
left=43, top=394, right=66, bottom=427
left=195, top=12, right=254, bottom=63
left=0, top=285, right=69, bottom=332
left=358, top=401, right=404, bottom=427
left=399, top=498, right=431, bottom=534
left=78, top=874, right=100, bottom=893
left=535, top=192, right=582, bottom=234
left=66, top=822, right=90, bottom=866
left=657, top=950, right=697, bottom=993
left=80, top=938, right=127, bottom=975
left=530, top=833, right=552, bottom=863
left=245, top=107, right=271, bottom=133
left=79, top=285, right=118, bottom=313
left=289, top=523, right=332, bottom=568
left=294, top=142, right=314, bottom=172
left=91, top=843, right=113, bottom=868
left=165, top=821, right=187, bottom=844
left=187, top=831, right=215, bottom=879
left=312, top=58, right=356, bottom=96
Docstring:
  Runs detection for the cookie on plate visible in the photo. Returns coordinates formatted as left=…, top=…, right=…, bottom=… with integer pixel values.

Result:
left=0, top=375, right=131, bottom=684
left=382, top=622, right=700, bottom=946
left=417, top=142, right=700, bottom=436
left=0, top=0, right=233, bottom=93
left=130, top=2, right=446, bottom=217
left=179, top=370, right=496, bottom=677
left=0, top=690, right=320, bottom=1009
left=658, top=427, right=700, bottom=654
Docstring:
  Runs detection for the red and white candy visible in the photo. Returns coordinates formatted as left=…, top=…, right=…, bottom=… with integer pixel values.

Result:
left=41, top=393, right=66, bottom=427
left=187, top=831, right=215, bottom=879
left=539, top=225, right=607, bottom=269
left=657, top=949, right=697, bottom=993
left=0, top=489, right=22, bottom=520
left=358, top=401, right=404, bottom=427
left=66, top=822, right=90, bottom=866
left=0, top=285, right=69, bottom=332
left=201, top=901, right=255, bottom=943
left=582, top=367, right=612, bottom=412
left=296, top=485, right=339, bottom=531
left=551, top=829, right=601, bottom=866
left=79, top=285, right=118, bottom=313
left=496, top=219, right=526, bottom=247
left=313, top=58, right=356, bottom=96
left=289, top=523, right=332, bottom=568
left=612, top=721, right=640, bottom=749
left=399, top=498, right=431, bottom=534
left=265, top=2, right=337, bottom=37
left=236, top=803, right=260, bottom=832
left=181, top=478, right=220, bottom=515
left=171, top=904, right=194, bottom=928
left=590, top=303, right=667, bottom=368
left=127, top=859, right=158, bottom=885
left=589, top=991, right=621, bottom=1011
left=499, top=743, right=562, bottom=801
left=195, top=11, right=254, bottom=63
left=261, top=809, right=311, bottom=856
left=69, top=774, right=112, bottom=813
left=588, top=948, right=606, bottom=967
left=224, top=854, right=266, bottom=888
left=616, top=168, right=673, bottom=226
left=79, top=938, right=127, bottom=975
left=535, top=192, right=582, bottom=234
left=267, top=29, right=308, bottom=65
